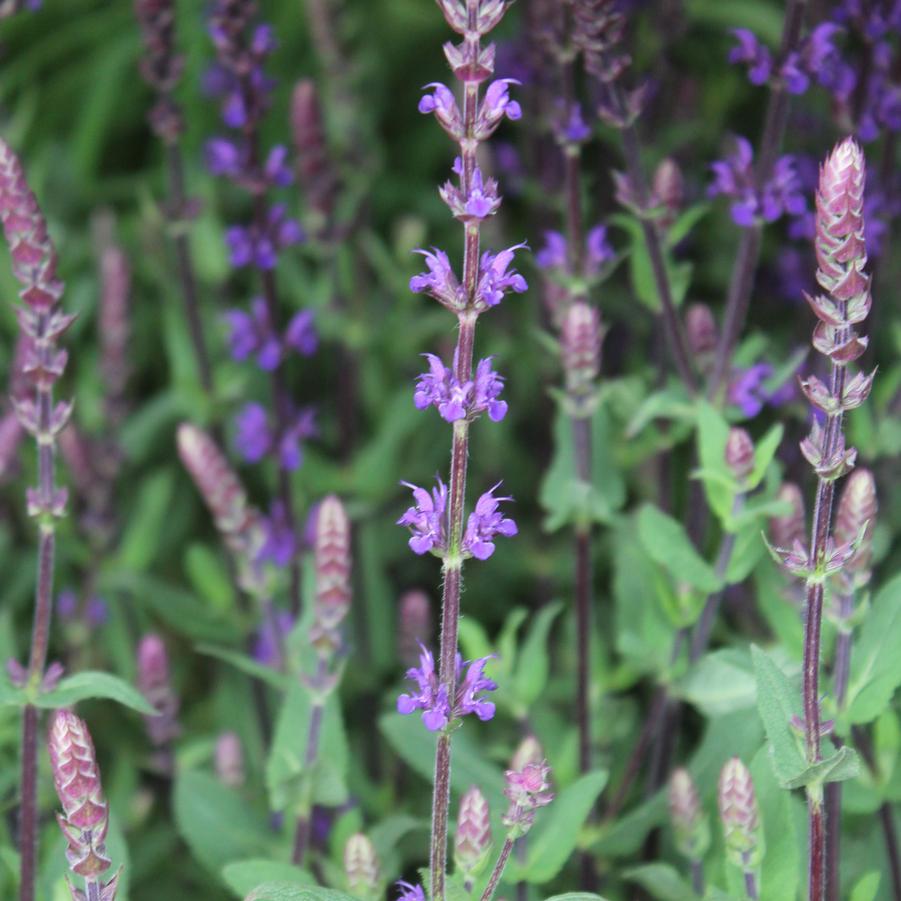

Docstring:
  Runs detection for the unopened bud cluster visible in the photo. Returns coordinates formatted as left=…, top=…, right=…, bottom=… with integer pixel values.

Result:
left=833, top=467, right=877, bottom=594
left=344, top=833, right=380, bottom=898
left=669, top=768, right=710, bottom=863
left=137, top=634, right=181, bottom=753
left=49, top=710, right=121, bottom=900
left=310, top=495, right=352, bottom=662
left=562, top=301, right=603, bottom=405
left=455, top=785, right=492, bottom=883
left=718, top=757, right=763, bottom=875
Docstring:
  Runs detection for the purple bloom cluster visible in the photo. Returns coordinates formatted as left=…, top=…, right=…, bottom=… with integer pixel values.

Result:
left=397, top=480, right=517, bottom=560
left=414, top=354, right=507, bottom=423
left=728, top=362, right=797, bottom=418
left=729, top=24, right=843, bottom=95
left=256, top=501, right=296, bottom=567
left=253, top=609, right=294, bottom=669
left=397, top=644, right=497, bottom=731
left=536, top=225, right=615, bottom=278
left=224, top=205, right=304, bottom=271
left=225, top=299, right=317, bottom=370
left=235, top=402, right=316, bottom=471
left=410, top=243, right=528, bottom=312
left=709, top=137, right=806, bottom=227
left=395, top=882, right=426, bottom=901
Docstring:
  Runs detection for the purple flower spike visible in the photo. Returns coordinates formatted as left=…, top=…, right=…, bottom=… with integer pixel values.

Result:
left=397, top=478, right=448, bottom=555
left=224, top=298, right=280, bottom=370
left=235, top=402, right=272, bottom=463
left=397, top=643, right=498, bottom=731
left=477, top=243, right=528, bottom=309
left=462, top=483, right=517, bottom=560
left=414, top=353, right=507, bottom=423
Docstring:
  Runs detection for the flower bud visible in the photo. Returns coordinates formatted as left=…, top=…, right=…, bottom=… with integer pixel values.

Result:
left=718, top=757, right=763, bottom=873
left=770, top=482, right=806, bottom=550
left=685, top=303, right=718, bottom=364
left=99, top=243, right=131, bottom=427
left=311, top=494, right=352, bottom=656
left=137, top=634, right=181, bottom=751
left=49, top=709, right=120, bottom=893
left=344, top=833, right=380, bottom=896
left=398, top=589, right=432, bottom=665
left=668, top=768, right=710, bottom=861
left=455, top=785, right=492, bottom=880
left=215, top=731, right=245, bottom=788
left=562, top=301, right=602, bottom=400
left=510, top=734, right=544, bottom=772
left=725, top=427, right=755, bottom=482
left=652, top=157, right=684, bottom=229
left=291, top=79, right=337, bottom=224
left=834, top=467, right=877, bottom=579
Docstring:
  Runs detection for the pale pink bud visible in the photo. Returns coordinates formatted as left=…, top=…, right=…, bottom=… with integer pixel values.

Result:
left=215, top=731, right=245, bottom=788
left=99, top=244, right=131, bottom=424
left=669, top=768, right=710, bottom=861
left=770, top=482, right=806, bottom=550
left=725, top=427, right=754, bottom=481
left=562, top=301, right=602, bottom=398
left=834, top=467, right=877, bottom=578
left=718, top=757, right=762, bottom=872
left=137, top=634, right=180, bottom=749
left=291, top=79, right=337, bottom=223
left=311, top=495, right=352, bottom=655
left=510, top=734, right=544, bottom=772
left=652, top=157, right=684, bottom=228
left=344, top=833, right=380, bottom=896
left=455, top=785, right=492, bottom=877
left=685, top=303, right=718, bottom=362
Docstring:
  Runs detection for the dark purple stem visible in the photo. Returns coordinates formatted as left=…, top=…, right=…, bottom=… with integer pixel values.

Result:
left=745, top=869, right=759, bottom=900
left=480, top=838, right=515, bottom=901
left=291, top=696, right=325, bottom=865
left=691, top=859, right=705, bottom=896
left=707, top=0, right=808, bottom=397
left=165, top=142, right=214, bottom=396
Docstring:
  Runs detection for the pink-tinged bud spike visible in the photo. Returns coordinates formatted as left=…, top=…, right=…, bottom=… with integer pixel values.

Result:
left=215, top=731, right=245, bottom=788
left=48, top=710, right=113, bottom=879
left=291, top=79, right=337, bottom=222
left=99, top=244, right=131, bottom=423
left=725, top=427, right=755, bottom=481
left=0, top=138, right=65, bottom=311
left=815, top=138, right=867, bottom=303
left=137, top=634, right=181, bottom=749
left=669, top=768, right=710, bottom=861
left=177, top=423, right=256, bottom=544
left=718, top=757, right=763, bottom=873
left=834, top=467, right=877, bottom=578
left=344, top=833, right=380, bottom=896
left=770, top=482, right=806, bottom=550
left=398, top=589, right=432, bottom=665
left=685, top=303, right=718, bottom=361
left=561, top=301, right=602, bottom=398
left=455, top=785, right=492, bottom=877
left=315, top=495, right=351, bottom=622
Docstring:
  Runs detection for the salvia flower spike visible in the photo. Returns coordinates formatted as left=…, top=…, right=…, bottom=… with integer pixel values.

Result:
left=49, top=710, right=122, bottom=900
left=718, top=757, right=762, bottom=899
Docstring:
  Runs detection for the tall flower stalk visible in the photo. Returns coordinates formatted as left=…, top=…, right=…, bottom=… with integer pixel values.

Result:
left=206, top=0, right=315, bottom=618
left=770, top=137, right=873, bottom=901
left=397, top=3, right=525, bottom=897
left=0, top=137, right=71, bottom=901
left=134, top=0, right=214, bottom=396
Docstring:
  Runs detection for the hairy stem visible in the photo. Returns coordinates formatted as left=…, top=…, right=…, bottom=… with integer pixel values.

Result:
left=707, top=0, right=808, bottom=397
left=480, top=838, right=515, bottom=901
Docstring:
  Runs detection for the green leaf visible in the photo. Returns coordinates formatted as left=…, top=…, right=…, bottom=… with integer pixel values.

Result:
left=543, top=895, right=612, bottom=901
left=751, top=646, right=806, bottom=786
left=674, top=648, right=757, bottom=716
left=637, top=504, right=721, bottom=592
left=849, top=871, right=882, bottom=901
left=518, top=770, right=608, bottom=883
left=185, top=544, right=236, bottom=612
left=117, top=468, right=175, bottom=570
left=724, top=522, right=765, bottom=585
left=623, top=863, right=695, bottom=901
left=174, top=771, right=270, bottom=880
left=0, top=676, right=25, bottom=708
left=747, top=423, right=784, bottom=492
left=37, top=671, right=156, bottom=716
left=781, top=746, right=861, bottom=790
left=222, top=861, right=314, bottom=898
left=266, top=682, right=349, bottom=813
left=695, top=400, right=737, bottom=524
left=539, top=405, right=625, bottom=532
left=513, top=601, right=563, bottom=707
left=845, top=574, right=901, bottom=724
left=245, top=886, right=358, bottom=901
left=379, top=712, right=505, bottom=808
left=666, top=202, right=710, bottom=247
left=198, top=644, right=290, bottom=691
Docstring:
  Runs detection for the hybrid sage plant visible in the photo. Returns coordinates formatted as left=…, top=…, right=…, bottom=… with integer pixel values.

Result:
left=0, top=136, right=71, bottom=901
left=768, top=137, right=874, bottom=901
left=394, top=1, right=539, bottom=897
